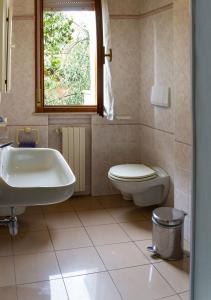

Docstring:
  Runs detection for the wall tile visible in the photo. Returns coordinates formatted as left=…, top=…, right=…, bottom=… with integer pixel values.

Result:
left=0, top=20, right=47, bottom=126
left=140, top=0, right=173, bottom=14
left=173, top=0, right=192, bottom=144
left=108, top=0, right=140, bottom=15
left=13, top=0, right=34, bottom=16
left=92, top=125, right=141, bottom=195
left=174, top=142, right=192, bottom=171
left=139, top=9, right=174, bottom=133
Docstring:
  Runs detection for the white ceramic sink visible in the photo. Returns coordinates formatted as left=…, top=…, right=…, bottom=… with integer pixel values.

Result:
left=0, top=147, right=75, bottom=206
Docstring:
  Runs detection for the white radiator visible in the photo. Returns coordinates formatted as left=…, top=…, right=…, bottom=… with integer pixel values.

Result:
left=62, top=127, right=86, bottom=192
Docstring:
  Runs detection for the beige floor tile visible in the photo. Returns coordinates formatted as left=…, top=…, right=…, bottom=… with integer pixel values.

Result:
left=135, top=240, right=163, bottom=263
left=179, top=291, right=189, bottom=300
left=17, top=279, right=68, bottom=300
left=0, top=286, right=17, bottom=300
left=78, top=209, right=116, bottom=226
left=50, top=227, right=92, bottom=250
left=25, top=206, right=43, bottom=215
left=42, top=200, right=73, bottom=213
left=97, top=242, right=149, bottom=270
left=108, top=207, right=147, bottom=223
left=44, top=211, right=81, bottom=230
left=154, top=258, right=190, bottom=294
left=98, top=195, right=134, bottom=208
left=15, top=252, right=61, bottom=284
left=120, top=221, right=152, bottom=241
left=110, top=265, right=175, bottom=300
left=86, top=224, right=130, bottom=245
left=56, top=247, right=105, bottom=277
left=64, top=272, right=122, bottom=300
left=70, top=196, right=103, bottom=211
left=13, top=230, right=53, bottom=255
left=0, top=235, right=12, bottom=256
left=18, top=213, right=47, bottom=232
left=0, top=257, right=15, bottom=287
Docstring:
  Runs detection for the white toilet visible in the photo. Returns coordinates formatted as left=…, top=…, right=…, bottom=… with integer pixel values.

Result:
left=108, top=164, right=169, bottom=207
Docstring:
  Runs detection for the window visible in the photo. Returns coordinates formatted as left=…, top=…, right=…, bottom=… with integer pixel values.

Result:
left=35, top=0, right=104, bottom=114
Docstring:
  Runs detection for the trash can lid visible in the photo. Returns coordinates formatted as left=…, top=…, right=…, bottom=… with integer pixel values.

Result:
left=152, top=207, right=186, bottom=226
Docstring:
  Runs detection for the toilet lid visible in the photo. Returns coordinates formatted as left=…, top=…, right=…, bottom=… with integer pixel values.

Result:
left=109, top=164, right=157, bottom=180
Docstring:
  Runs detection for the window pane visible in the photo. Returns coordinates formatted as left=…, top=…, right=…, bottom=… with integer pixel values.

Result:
left=43, top=10, right=96, bottom=106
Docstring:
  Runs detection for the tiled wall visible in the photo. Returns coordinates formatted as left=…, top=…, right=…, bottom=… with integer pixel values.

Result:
left=139, top=0, right=192, bottom=244
left=0, top=1, right=192, bottom=243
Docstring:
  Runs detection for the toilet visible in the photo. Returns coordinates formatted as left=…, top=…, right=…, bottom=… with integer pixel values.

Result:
left=108, top=164, right=169, bottom=207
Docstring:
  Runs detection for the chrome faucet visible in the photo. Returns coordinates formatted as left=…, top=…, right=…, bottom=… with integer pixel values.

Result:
left=0, top=142, right=14, bottom=148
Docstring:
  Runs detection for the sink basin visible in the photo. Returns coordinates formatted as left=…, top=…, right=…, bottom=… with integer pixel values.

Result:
left=0, top=147, right=76, bottom=206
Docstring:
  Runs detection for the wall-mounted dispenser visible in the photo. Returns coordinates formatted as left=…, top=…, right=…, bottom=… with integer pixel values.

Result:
left=0, top=0, right=13, bottom=95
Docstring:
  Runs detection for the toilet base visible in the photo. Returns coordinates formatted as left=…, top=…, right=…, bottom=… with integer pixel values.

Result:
left=121, top=185, right=164, bottom=207
left=122, top=193, right=133, bottom=201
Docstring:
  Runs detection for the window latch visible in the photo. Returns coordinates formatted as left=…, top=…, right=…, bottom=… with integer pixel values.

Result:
left=104, top=48, right=112, bottom=62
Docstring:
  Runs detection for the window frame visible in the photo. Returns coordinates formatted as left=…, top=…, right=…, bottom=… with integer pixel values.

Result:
left=34, top=0, right=104, bottom=115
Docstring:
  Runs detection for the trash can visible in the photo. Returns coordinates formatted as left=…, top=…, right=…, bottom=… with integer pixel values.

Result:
left=148, top=207, right=187, bottom=260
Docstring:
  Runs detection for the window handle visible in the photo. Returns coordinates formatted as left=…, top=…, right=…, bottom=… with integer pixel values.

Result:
left=104, top=48, right=112, bottom=62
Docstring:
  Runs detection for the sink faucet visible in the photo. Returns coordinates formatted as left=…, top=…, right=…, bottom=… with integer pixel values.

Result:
left=0, top=142, right=14, bottom=148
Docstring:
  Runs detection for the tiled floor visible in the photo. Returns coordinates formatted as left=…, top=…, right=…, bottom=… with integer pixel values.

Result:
left=0, top=195, right=190, bottom=300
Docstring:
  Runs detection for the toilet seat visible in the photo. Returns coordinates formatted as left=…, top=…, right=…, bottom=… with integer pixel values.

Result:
left=108, top=164, right=157, bottom=182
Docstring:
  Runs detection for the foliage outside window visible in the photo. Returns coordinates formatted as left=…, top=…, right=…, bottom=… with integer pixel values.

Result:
left=35, top=0, right=104, bottom=114
left=43, top=11, right=96, bottom=107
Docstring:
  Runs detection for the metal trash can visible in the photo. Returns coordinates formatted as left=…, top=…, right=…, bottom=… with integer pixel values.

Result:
left=148, top=207, right=187, bottom=260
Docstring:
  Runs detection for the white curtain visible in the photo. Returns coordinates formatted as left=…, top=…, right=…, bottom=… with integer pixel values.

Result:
left=101, top=0, right=114, bottom=120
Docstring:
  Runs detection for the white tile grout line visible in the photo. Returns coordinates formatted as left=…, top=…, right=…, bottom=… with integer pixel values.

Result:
left=74, top=208, right=124, bottom=300
left=45, top=223, right=70, bottom=299
left=1, top=198, right=189, bottom=298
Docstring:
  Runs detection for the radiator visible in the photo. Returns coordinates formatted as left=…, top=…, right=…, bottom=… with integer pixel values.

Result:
left=62, top=127, right=86, bottom=192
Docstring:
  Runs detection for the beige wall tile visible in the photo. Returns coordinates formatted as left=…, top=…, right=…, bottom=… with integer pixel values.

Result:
left=111, top=20, right=140, bottom=122
left=174, top=142, right=192, bottom=171
left=173, top=0, right=192, bottom=144
left=13, top=0, right=34, bottom=16
left=0, top=20, right=47, bottom=126
left=92, top=125, right=141, bottom=195
left=140, top=0, right=173, bottom=14
left=108, top=0, right=140, bottom=15
left=140, top=9, right=174, bottom=133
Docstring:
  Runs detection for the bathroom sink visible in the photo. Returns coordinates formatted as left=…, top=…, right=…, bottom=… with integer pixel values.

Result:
left=0, top=147, right=76, bottom=206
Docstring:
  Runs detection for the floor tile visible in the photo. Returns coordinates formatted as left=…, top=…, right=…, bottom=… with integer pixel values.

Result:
left=154, top=258, right=189, bottom=294
left=50, top=227, right=92, bottom=250
left=98, top=195, right=134, bottom=208
left=120, top=221, right=152, bottom=241
left=0, top=286, right=17, bottom=300
left=64, top=272, right=122, bottom=300
left=44, top=211, right=81, bottom=230
left=0, top=235, right=12, bottom=256
left=17, top=279, right=68, bottom=300
left=86, top=224, right=130, bottom=245
left=0, top=256, right=15, bottom=287
left=179, top=291, right=189, bottom=300
left=56, top=247, right=105, bottom=277
left=25, top=206, right=43, bottom=215
left=70, top=196, right=103, bottom=211
left=13, top=230, right=53, bottom=255
left=18, top=213, right=47, bottom=232
left=78, top=209, right=116, bottom=226
left=110, top=265, right=175, bottom=300
left=15, top=252, right=61, bottom=284
left=42, top=200, right=73, bottom=213
left=108, top=207, right=147, bottom=223
left=135, top=240, right=163, bottom=263
left=97, top=242, right=149, bottom=270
